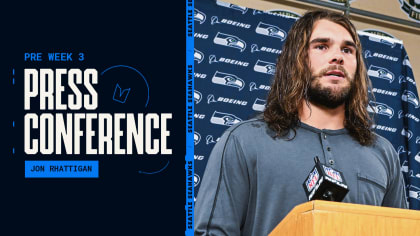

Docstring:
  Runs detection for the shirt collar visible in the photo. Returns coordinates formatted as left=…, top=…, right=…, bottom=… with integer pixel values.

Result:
left=298, top=121, right=348, bottom=135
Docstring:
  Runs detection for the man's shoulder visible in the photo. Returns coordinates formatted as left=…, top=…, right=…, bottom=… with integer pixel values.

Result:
left=371, top=132, right=397, bottom=155
left=224, top=117, right=272, bottom=138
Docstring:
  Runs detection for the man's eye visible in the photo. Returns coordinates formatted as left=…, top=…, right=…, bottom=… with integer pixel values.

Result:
left=342, top=47, right=353, bottom=54
left=315, top=45, right=327, bottom=50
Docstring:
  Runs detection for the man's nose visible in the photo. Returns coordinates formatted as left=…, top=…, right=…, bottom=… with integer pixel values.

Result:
left=330, top=50, right=344, bottom=65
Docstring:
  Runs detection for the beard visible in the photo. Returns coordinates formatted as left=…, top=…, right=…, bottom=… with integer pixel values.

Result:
left=308, top=65, right=353, bottom=109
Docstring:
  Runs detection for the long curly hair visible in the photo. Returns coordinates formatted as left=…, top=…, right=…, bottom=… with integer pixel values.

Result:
left=263, top=10, right=375, bottom=146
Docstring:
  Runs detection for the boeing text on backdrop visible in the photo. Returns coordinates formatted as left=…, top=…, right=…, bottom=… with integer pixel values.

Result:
left=195, top=10, right=407, bottom=236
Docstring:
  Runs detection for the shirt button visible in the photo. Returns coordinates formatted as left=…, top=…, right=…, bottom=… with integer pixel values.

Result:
left=327, top=147, right=331, bottom=151
left=329, top=160, right=335, bottom=165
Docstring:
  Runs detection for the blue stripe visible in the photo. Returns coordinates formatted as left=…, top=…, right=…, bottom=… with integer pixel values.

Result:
left=186, top=0, right=194, bottom=235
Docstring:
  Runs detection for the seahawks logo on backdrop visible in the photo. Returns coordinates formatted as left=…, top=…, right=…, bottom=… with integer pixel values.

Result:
left=416, top=136, right=420, bottom=144
left=415, top=152, right=420, bottom=163
left=401, top=128, right=413, bottom=140
left=399, top=0, right=420, bottom=23
left=408, top=185, right=420, bottom=200
left=252, top=9, right=300, bottom=19
left=194, top=90, right=202, bottom=104
left=403, top=55, right=412, bottom=68
left=402, top=90, right=420, bottom=108
left=194, top=173, right=200, bottom=187
left=216, top=0, right=248, bottom=14
left=368, top=36, right=396, bottom=48
left=362, top=29, right=397, bottom=39
left=255, top=22, right=287, bottom=40
left=213, top=32, right=247, bottom=52
left=367, top=101, right=394, bottom=118
left=367, top=65, right=395, bottom=83
left=362, top=29, right=398, bottom=48
left=252, top=98, right=266, bottom=112
left=211, top=71, right=245, bottom=90
left=252, top=10, right=265, bottom=16
left=254, top=60, right=276, bottom=75
left=267, top=9, right=301, bottom=19
left=194, top=8, right=206, bottom=24
left=194, top=131, right=201, bottom=145
left=210, top=111, right=242, bottom=126
left=194, top=48, right=204, bottom=64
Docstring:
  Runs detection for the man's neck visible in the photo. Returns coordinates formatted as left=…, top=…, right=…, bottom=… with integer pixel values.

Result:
left=299, top=100, right=345, bottom=130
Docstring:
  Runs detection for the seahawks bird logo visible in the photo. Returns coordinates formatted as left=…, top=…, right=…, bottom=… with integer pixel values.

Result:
left=255, top=22, right=287, bottom=40
left=403, top=55, right=412, bottom=68
left=210, top=111, right=242, bottom=126
left=194, top=174, right=201, bottom=187
left=213, top=32, right=247, bottom=52
left=367, top=35, right=396, bottom=48
left=367, top=65, right=394, bottom=83
left=194, top=8, right=206, bottom=24
left=211, top=71, right=245, bottom=90
left=402, top=90, right=420, bottom=108
left=254, top=60, right=276, bottom=75
left=194, top=90, right=202, bottom=104
left=367, top=101, right=394, bottom=118
left=252, top=98, right=266, bottom=112
left=408, top=185, right=420, bottom=200
left=194, top=48, right=204, bottom=64
left=415, top=152, right=420, bottom=164
left=401, top=128, right=413, bottom=140
left=216, top=0, right=248, bottom=14
left=194, top=131, right=201, bottom=145
left=253, top=9, right=301, bottom=19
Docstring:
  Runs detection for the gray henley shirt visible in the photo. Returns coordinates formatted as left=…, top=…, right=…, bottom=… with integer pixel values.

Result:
left=195, top=118, right=407, bottom=236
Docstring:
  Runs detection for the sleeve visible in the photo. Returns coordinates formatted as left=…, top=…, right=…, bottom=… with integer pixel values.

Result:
left=194, top=130, right=250, bottom=236
left=381, top=139, right=408, bottom=209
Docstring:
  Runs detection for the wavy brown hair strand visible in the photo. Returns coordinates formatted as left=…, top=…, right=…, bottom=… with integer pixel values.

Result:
left=263, top=10, right=375, bottom=146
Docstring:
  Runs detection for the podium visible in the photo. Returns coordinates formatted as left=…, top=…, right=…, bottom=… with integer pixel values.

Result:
left=269, top=200, right=420, bottom=236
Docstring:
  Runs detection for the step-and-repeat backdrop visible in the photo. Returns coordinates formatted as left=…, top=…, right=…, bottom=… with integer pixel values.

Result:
left=194, top=0, right=420, bottom=209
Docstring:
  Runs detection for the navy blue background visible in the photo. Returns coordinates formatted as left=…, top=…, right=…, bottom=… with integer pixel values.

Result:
left=1, top=1, right=185, bottom=235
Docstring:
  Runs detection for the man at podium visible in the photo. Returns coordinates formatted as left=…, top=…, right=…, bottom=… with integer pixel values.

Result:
left=195, top=10, right=408, bottom=236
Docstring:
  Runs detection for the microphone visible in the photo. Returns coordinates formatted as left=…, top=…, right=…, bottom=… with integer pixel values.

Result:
left=302, top=156, right=349, bottom=202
